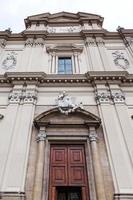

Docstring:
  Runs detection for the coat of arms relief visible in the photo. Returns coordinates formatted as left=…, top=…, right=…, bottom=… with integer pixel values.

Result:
left=112, top=51, right=129, bottom=69
left=2, top=51, right=17, bottom=70
left=56, top=91, right=83, bottom=115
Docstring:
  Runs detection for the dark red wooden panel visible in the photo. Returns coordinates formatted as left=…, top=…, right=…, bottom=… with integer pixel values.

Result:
left=50, top=146, right=68, bottom=186
left=51, top=166, right=67, bottom=185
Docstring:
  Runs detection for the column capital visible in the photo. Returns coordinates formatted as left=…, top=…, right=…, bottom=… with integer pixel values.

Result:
left=111, top=91, right=125, bottom=104
left=34, top=38, right=45, bottom=46
left=95, top=37, right=105, bottom=46
left=88, top=127, right=98, bottom=142
left=23, top=91, right=37, bottom=104
left=8, top=91, right=23, bottom=104
left=36, top=127, right=47, bottom=142
left=95, top=91, right=111, bottom=105
left=85, top=38, right=97, bottom=47
left=25, top=38, right=34, bottom=47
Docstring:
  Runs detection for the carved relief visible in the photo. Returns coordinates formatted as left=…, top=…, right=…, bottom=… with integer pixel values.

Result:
left=25, top=38, right=34, bottom=46
left=8, top=90, right=37, bottom=104
left=85, top=38, right=96, bottom=46
left=111, top=92, right=125, bottom=103
left=36, top=131, right=46, bottom=142
left=8, top=92, right=22, bottom=103
left=56, top=91, right=83, bottom=115
left=126, top=37, right=133, bottom=45
left=96, top=38, right=105, bottom=46
left=2, top=51, right=17, bottom=70
left=34, top=38, right=44, bottom=46
left=47, top=25, right=82, bottom=33
left=0, top=39, right=6, bottom=48
left=23, top=92, right=37, bottom=104
left=95, top=92, right=111, bottom=104
left=112, top=51, right=129, bottom=69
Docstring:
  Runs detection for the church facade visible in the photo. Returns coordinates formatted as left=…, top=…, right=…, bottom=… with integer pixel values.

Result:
left=0, top=12, right=133, bottom=200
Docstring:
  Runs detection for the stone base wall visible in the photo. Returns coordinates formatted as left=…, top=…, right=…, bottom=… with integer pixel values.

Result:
left=114, top=193, right=133, bottom=200
left=0, top=193, right=25, bottom=200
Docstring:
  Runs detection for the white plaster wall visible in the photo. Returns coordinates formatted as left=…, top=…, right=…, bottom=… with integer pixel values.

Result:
left=37, top=87, right=96, bottom=106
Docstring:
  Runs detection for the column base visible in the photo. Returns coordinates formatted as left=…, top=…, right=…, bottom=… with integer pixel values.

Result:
left=0, top=192, right=25, bottom=200
left=114, top=193, right=133, bottom=200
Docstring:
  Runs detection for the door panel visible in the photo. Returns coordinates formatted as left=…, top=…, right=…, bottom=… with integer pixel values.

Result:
left=51, top=146, right=68, bottom=186
left=69, top=166, right=85, bottom=185
left=49, top=145, right=89, bottom=200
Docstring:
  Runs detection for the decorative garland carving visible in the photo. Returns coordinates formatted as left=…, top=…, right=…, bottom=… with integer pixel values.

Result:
left=2, top=51, right=17, bottom=70
left=112, top=51, right=129, bottom=69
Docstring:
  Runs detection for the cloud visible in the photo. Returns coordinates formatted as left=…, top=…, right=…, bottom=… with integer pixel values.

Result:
left=0, top=0, right=133, bottom=32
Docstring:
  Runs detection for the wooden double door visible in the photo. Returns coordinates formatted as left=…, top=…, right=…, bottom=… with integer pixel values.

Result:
left=49, top=145, right=89, bottom=200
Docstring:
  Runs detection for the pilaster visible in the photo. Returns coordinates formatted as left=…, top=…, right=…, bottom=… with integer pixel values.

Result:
left=95, top=84, right=133, bottom=197
left=96, top=37, right=110, bottom=71
left=20, top=38, right=34, bottom=71
left=1, top=85, right=37, bottom=193
left=29, top=38, right=45, bottom=71
left=85, top=38, right=104, bottom=71
left=110, top=84, right=133, bottom=169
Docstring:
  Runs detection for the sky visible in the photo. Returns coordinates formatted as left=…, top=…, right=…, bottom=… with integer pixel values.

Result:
left=0, top=0, right=133, bottom=33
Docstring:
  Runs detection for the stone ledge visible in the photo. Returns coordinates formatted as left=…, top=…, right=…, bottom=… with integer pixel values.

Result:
left=0, top=192, right=25, bottom=200
left=114, top=193, right=133, bottom=200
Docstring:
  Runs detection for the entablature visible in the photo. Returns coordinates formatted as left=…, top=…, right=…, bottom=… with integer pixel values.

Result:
left=0, top=71, right=133, bottom=87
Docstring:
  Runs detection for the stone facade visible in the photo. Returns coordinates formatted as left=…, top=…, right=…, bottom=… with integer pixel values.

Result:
left=0, top=12, right=133, bottom=200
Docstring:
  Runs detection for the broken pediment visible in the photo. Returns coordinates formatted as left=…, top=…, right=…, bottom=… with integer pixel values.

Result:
left=34, top=107, right=101, bottom=129
left=25, top=11, right=103, bottom=28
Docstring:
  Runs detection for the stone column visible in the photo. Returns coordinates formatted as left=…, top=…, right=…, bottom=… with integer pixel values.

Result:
left=74, top=52, right=80, bottom=73
left=51, top=52, right=56, bottom=74
left=89, top=127, right=106, bottom=200
left=33, top=127, right=47, bottom=200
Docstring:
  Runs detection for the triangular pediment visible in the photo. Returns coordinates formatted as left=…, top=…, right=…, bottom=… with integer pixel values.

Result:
left=34, top=107, right=101, bottom=129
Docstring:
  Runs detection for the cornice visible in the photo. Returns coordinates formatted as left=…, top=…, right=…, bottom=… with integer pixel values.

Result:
left=0, top=29, right=132, bottom=42
left=0, top=71, right=133, bottom=86
left=22, top=30, right=48, bottom=39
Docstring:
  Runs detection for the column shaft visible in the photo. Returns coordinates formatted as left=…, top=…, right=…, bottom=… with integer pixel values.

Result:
left=33, top=129, right=46, bottom=200
left=89, top=128, right=106, bottom=200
